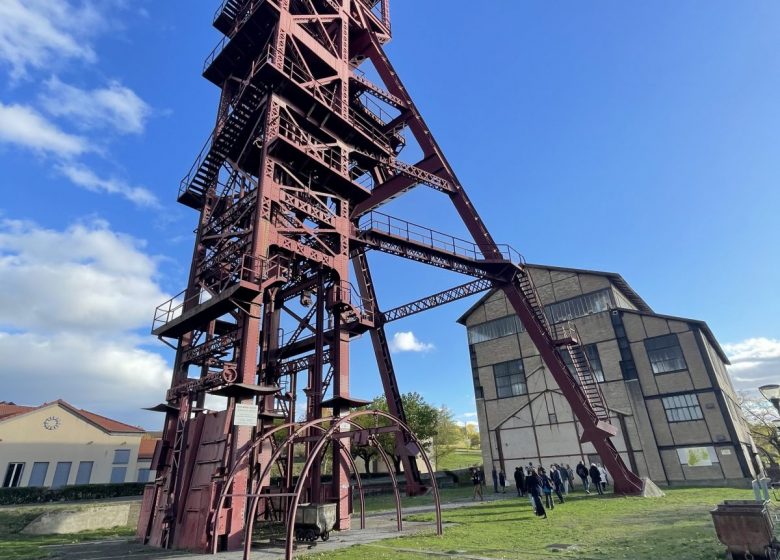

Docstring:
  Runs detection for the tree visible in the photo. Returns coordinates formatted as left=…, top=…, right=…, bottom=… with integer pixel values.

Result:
left=430, top=406, right=461, bottom=467
left=738, top=392, right=780, bottom=469
left=461, top=423, right=480, bottom=449
left=351, top=392, right=440, bottom=473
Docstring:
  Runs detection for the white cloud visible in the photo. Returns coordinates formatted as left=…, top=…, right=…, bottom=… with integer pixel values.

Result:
left=57, top=163, right=159, bottom=208
left=462, top=412, right=478, bottom=418
left=389, top=331, right=434, bottom=353
left=0, top=331, right=169, bottom=414
left=0, top=218, right=168, bottom=333
left=0, top=102, right=87, bottom=156
left=724, top=337, right=780, bottom=390
left=0, top=218, right=172, bottom=426
left=41, top=77, right=151, bottom=135
left=0, top=0, right=102, bottom=79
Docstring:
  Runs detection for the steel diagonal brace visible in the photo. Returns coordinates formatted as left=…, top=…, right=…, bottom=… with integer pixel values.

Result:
left=351, top=252, right=424, bottom=495
left=381, top=279, right=493, bottom=323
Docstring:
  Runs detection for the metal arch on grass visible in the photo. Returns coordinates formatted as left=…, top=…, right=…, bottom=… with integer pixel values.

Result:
left=241, top=421, right=368, bottom=560
left=282, top=410, right=442, bottom=560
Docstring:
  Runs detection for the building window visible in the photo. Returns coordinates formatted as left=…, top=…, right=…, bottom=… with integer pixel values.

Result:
left=3, top=463, right=24, bottom=488
left=113, top=449, right=131, bottom=465
left=558, top=345, right=604, bottom=383
left=645, top=334, right=687, bottom=374
left=548, top=413, right=558, bottom=424
left=52, top=462, right=72, bottom=488
left=544, top=289, right=613, bottom=325
left=585, top=344, right=605, bottom=382
left=75, top=462, right=94, bottom=485
left=29, top=462, right=49, bottom=487
left=467, top=315, right=524, bottom=344
left=677, top=446, right=718, bottom=467
left=662, top=394, right=704, bottom=422
left=111, top=467, right=127, bottom=484
left=493, top=359, right=527, bottom=398
left=137, top=468, right=152, bottom=483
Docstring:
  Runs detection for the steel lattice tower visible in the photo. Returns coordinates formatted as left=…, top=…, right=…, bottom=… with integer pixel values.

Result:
left=138, top=0, right=644, bottom=554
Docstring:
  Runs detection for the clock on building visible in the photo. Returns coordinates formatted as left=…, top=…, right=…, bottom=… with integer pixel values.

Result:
left=43, top=416, right=61, bottom=431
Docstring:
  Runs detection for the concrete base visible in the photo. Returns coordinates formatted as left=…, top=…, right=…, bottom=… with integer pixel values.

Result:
left=21, top=500, right=140, bottom=535
left=640, top=477, right=665, bottom=498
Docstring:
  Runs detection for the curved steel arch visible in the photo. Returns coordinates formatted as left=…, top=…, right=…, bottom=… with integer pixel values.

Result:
left=281, top=410, right=442, bottom=560
left=241, top=422, right=368, bottom=559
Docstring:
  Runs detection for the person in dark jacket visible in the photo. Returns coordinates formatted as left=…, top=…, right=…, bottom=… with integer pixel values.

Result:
left=471, top=467, right=484, bottom=501
left=525, top=468, right=546, bottom=518
left=514, top=466, right=525, bottom=497
left=539, top=468, right=555, bottom=509
left=491, top=467, right=498, bottom=493
left=559, top=463, right=571, bottom=495
left=566, top=464, right=576, bottom=492
left=550, top=466, right=565, bottom=504
left=576, top=461, right=590, bottom=494
left=498, top=470, right=506, bottom=493
left=589, top=463, right=604, bottom=495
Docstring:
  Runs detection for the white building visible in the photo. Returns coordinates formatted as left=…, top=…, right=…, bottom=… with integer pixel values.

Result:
left=0, top=400, right=157, bottom=488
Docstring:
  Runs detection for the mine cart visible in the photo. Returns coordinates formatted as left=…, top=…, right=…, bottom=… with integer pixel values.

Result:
left=294, top=503, right=337, bottom=542
left=711, top=500, right=780, bottom=559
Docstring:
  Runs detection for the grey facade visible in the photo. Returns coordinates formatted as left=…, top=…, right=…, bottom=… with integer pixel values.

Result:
left=458, top=265, right=761, bottom=485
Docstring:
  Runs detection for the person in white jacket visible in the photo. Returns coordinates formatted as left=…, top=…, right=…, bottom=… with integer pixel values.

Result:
left=598, top=464, right=610, bottom=492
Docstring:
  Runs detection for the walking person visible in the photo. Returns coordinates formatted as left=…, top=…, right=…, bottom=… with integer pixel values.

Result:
left=540, top=468, right=555, bottom=510
left=576, top=461, right=590, bottom=494
left=514, top=466, right=525, bottom=497
left=498, top=470, right=506, bottom=493
left=550, top=465, right=565, bottom=504
left=559, top=463, right=570, bottom=496
left=589, top=463, right=603, bottom=495
left=525, top=468, right=547, bottom=519
left=471, top=467, right=484, bottom=501
left=598, top=463, right=610, bottom=493
left=491, top=467, right=498, bottom=493
left=566, top=464, right=576, bottom=491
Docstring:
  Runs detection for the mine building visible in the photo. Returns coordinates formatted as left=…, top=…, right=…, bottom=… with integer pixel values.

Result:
left=0, top=400, right=158, bottom=488
left=458, top=264, right=761, bottom=485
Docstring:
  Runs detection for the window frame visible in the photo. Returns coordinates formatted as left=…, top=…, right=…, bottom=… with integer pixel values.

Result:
left=584, top=344, right=605, bottom=382
left=645, top=334, right=688, bottom=374
left=662, top=393, right=704, bottom=423
left=28, top=462, right=49, bottom=487
left=113, top=449, right=131, bottom=465
left=75, top=461, right=94, bottom=485
left=544, top=288, right=614, bottom=325
left=467, top=315, right=524, bottom=345
left=137, top=468, right=152, bottom=483
left=51, top=462, right=72, bottom=488
left=492, top=359, right=527, bottom=399
left=110, top=466, right=127, bottom=484
left=3, top=463, right=25, bottom=488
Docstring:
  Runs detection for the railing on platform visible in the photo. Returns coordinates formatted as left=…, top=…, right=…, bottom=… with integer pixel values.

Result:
left=152, top=254, right=290, bottom=333
left=358, top=211, right=524, bottom=264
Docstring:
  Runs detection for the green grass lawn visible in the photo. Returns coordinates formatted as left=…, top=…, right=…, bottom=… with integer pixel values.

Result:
left=312, top=486, right=757, bottom=560
left=356, top=485, right=479, bottom=513
left=435, top=448, right=483, bottom=472
left=0, top=509, right=134, bottom=560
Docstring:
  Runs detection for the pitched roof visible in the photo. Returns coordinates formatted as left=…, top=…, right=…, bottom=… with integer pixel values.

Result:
left=453, top=264, right=730, bottom=364
left=0, top=402, right=35, bottom=420
left=0, top=400, right=144, bottom=434
left=457, top=263, right=652, bottom=324
left=138, top=437, right=159, bottom=459
left=74, top=406, right=145, bottom=434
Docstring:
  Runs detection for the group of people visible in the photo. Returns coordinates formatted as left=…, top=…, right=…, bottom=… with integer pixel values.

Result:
left=469, top=460, right=611, bottom=519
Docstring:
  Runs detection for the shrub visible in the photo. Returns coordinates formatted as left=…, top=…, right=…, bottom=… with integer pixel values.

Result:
left=0, top=482, right=146, bottom=505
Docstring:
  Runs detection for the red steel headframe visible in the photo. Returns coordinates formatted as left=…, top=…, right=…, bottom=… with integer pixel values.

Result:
left=138, top=0, right=643, bottom=555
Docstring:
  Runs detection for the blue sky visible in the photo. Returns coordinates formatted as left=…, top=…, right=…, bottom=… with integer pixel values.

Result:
left=1, top=1, right=778, bottom=429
